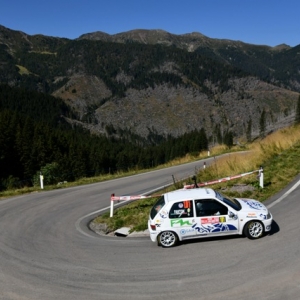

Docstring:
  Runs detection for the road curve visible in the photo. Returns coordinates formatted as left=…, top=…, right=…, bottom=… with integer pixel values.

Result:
left=1, top=158, right=300, bottom=300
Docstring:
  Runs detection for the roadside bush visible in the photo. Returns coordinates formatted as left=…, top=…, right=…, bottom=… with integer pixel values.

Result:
left=1, top=175, right=22, bottom=190
left=33, top=162, right=61, bottom=186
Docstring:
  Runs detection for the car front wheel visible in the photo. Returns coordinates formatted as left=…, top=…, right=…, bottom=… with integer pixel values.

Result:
left=158, top=231, right=178, bottom=247
left=244, top=220, right=264, bottom=239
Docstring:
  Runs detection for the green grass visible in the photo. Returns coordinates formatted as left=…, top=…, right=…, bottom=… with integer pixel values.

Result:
left=98, top=198, right=159, bottom=233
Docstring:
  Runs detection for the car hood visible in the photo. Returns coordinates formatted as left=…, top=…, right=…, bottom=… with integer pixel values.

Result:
left=235, top=198, right=268, bottom=212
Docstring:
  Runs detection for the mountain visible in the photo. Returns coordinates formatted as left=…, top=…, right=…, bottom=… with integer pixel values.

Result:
left=1, top=25, right=299, bottom=143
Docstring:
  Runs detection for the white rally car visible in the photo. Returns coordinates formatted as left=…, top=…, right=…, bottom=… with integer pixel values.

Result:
left=148, top=188, right=273, bottom=247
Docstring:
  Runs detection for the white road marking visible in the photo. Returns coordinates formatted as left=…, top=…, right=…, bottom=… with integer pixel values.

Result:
left=267, top=178, right=300, bottom=209
left=75, top=199, right=132, bottom=237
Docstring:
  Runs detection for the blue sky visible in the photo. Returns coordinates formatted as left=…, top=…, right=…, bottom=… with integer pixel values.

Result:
left=1, top=0, right=299, bottom=47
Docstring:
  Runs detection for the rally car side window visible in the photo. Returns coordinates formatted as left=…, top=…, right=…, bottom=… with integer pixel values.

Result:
left=150, top=196, right=165, bottom=219
left=169, top=200, right=194, bottom=219
left=195, top=199, right=228, bottom=217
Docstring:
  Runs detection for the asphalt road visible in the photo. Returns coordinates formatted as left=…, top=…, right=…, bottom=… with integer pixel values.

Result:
left=1, top=157, right=300, bottom=300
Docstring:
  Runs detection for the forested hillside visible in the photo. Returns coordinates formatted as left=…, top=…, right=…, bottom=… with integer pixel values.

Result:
left=0, top=84, right=208, bottom=190
left=1, top=25, right=300, bottom=190
left=0, top=25, right=299, bottom=144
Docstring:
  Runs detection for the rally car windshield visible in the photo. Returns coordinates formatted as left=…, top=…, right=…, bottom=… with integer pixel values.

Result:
left=215, top=191, right=242, bottom=211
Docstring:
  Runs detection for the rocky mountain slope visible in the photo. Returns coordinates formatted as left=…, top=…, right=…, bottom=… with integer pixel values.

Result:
left=1, top=25, right=299, bottom=143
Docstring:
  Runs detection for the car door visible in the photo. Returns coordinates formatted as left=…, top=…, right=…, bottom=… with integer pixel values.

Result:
left=168, top=200, right=198, bottom=239
left=193, top=199, right=239, bottom=236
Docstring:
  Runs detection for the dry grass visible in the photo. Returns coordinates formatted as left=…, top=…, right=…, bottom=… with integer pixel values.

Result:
left=194, top=124, right=300, bottom=199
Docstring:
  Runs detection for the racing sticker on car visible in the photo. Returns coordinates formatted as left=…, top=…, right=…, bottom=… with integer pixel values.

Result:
left=183, top=200, right=191, bottom=208
left=192, top=223, right=237, bottom=234
left=159, top=210, right=168, bottom=219
left=170, top=219, right=193, bottom=227
left=241, top=200, right=264, bottom=210
left=259, top=213, right=268, bottom=219
left=174, top=209, right=185, bottom=215
left=247, top=212, right=257, bottom=218
left=201, top=217, right=226, bottom=224
left=180, top=228, right=196, bottom=235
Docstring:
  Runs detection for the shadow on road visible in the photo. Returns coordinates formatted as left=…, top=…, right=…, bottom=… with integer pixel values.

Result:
left=268, top=219, right=280, bottom=236
left=180, top=234, right=243, bottom=247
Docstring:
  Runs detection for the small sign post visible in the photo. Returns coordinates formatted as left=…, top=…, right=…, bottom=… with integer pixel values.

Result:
left=40, top=172, right=44, bottom=189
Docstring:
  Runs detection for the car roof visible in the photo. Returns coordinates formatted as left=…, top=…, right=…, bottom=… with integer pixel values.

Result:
left=164, top=188, right=216, bottom=203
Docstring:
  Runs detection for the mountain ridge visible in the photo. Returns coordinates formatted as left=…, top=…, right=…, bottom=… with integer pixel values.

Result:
left=78, top=28, right=291, bottom=49
left=0, top=24, right=299, bottom=143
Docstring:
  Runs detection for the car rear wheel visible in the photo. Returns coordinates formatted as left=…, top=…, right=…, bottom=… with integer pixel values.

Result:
left=244, top=220, right=264, bottom=239
left=158, top=231, right=178, bottom=247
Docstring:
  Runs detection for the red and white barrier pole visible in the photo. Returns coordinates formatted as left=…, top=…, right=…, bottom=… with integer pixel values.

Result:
left=109, top=194, right=160, bottom=217
left=183, top=169, right=260, bottom=189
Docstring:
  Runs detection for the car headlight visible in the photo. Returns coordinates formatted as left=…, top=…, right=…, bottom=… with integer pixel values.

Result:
left=266, top=212, right=271, bottom=219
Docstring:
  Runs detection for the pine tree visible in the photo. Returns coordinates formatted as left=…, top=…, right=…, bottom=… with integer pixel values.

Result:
left=224, top=131, right=234, bottom=148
